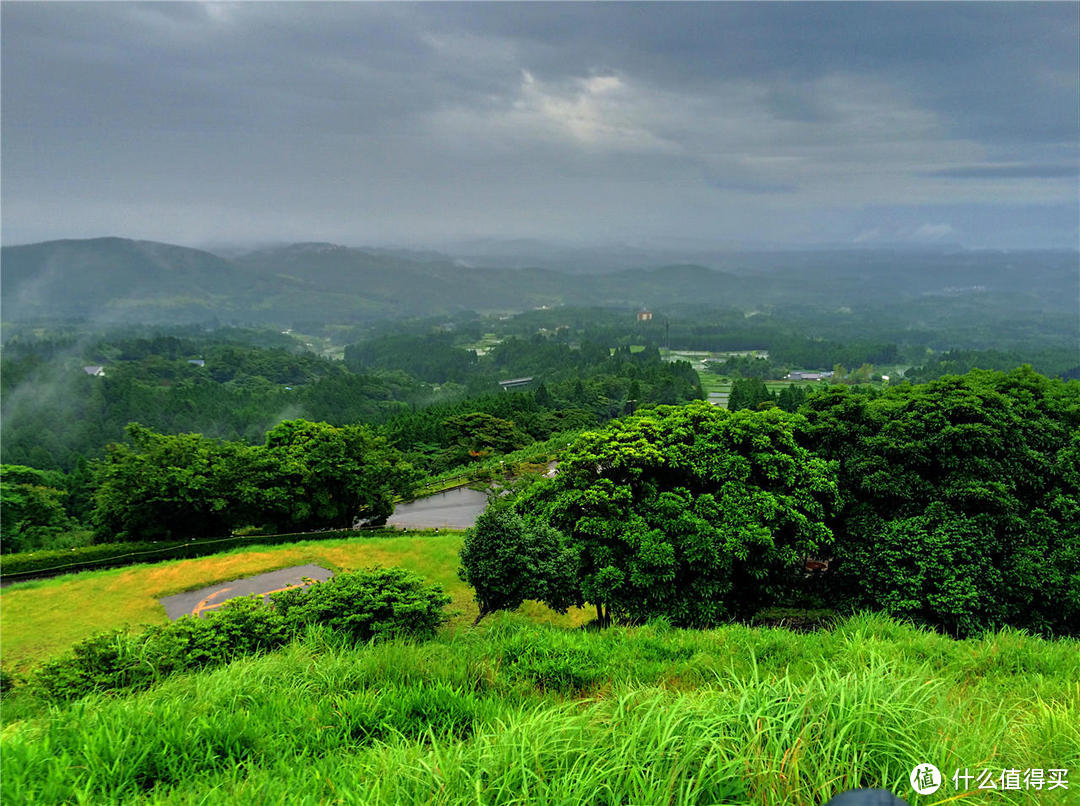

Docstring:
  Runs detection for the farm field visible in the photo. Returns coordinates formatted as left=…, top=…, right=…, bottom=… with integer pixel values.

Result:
left=663, top=345, right=915, bottom=409
left=464, top=331, right=504, bottom=355
left=0, top=533, right=588, bottom=672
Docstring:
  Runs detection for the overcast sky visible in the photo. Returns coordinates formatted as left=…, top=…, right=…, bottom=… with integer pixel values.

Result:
left=3, top=2, right=1078, bottom=250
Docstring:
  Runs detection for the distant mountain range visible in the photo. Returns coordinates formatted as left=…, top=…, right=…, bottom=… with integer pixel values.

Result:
left=2, top=237, right=1076, bottom=327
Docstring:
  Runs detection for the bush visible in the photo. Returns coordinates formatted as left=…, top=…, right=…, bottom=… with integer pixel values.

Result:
left=0, top=667, right=19, bottom=697
left=458, top=504, right=581, bottom=623
left=271, top=567, right=452, bottom=642
left=28, top=568, right=451, bottom=702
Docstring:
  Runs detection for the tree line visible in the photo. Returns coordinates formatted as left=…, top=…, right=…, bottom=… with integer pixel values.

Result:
left=460, top=367, right=1080, bottom=637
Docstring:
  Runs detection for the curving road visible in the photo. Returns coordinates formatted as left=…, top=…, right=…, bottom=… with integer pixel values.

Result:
left=386, top=485, right=490, bottom=530
left=160, top=563, right=334, bottom=620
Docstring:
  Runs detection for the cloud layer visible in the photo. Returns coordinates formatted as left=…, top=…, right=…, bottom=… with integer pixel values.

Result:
left=2, top=3, right=1077, bottom=249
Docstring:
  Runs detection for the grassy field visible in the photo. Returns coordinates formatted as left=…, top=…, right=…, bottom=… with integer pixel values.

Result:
left=3, top=612, right=1077, bottom=804
left=0, top=533, right=588, bottom=672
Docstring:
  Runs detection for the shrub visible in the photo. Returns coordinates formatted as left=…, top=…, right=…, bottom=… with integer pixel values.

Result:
left=271, top=567, right=452, bottom=642
left=28, top=568, right=451, bottom=702
left=458, top=503, right=580, bottom=623
left=0, top=667, right=19, bottom=697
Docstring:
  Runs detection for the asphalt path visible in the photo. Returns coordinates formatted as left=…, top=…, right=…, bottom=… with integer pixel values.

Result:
left=160, top=563, right=334, bottom=620
left=387, top=485, right=490, bottom=530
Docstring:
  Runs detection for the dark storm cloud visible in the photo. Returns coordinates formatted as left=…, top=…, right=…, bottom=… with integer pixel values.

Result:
left=2, top=2, right=1077, bottom=248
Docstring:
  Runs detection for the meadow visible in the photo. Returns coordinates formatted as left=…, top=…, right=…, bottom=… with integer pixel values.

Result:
left=0, top=532, right=587, bottom=672
left=3, top=610, right=1077, bottom=804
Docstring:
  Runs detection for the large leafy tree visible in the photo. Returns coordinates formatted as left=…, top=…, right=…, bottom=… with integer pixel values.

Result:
left=92, top=424, right=258, bottom=541
left=261, top=419, right=417, bottom=530
left=510, top=403, right=839, bottom=626
left=0, top=464, right=75, bottom=553
left=800, top=367, right=1080, bottom=636
left=91, top=420, right=417, bottom=541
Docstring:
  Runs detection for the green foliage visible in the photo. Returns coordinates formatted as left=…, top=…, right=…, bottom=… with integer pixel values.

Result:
left=91, top=425, right=256, bottom=541
left=0, top=465, right=77, bottom=553
left=271, top=567, right=451, bottom=642
left=904, top=348, right=1080, bottom=384
left=26, top=568, right=451, bottom=703
left=776, top=383, right=809, bottom=412
left=512, top=402, right=839, bottom=626
left=706, top=354, right=787, bottom=379
left=90, top=420, right=416, bottom=541
left=262, top=419, right=418, bottom=531
left=344, top=333, right=478, bottom=383
left=441, top=412, right=530, bottom=459
left=727, top=376, right=776, bottom=411
left=801, top=367, right=1080, bottom=636
left=3, top=613, right=1077, bottom=804
left=458, top=504, right=581, bottom=622
left=0, top=332, right=424, bottom=471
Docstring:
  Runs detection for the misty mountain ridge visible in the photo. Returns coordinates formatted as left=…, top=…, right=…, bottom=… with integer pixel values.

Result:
left=2, top=237, right=1076, bottom=328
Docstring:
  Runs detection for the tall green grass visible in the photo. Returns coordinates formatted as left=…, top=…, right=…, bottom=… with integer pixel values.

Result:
left=3, top=612, right=1078, bottom=804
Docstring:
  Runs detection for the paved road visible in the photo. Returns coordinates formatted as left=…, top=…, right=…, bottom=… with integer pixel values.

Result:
left=160, top=563, right=334, bottom=620
left=387, top=485, right=490, bottom=530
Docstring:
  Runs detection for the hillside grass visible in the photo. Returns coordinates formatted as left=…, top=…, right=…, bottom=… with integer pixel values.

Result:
left=3, top=612, right=1077, bottom=804
left=0, top=533, right=589, bottom=672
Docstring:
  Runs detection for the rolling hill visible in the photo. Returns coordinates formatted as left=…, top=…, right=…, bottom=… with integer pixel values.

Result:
left=3, top=237, right=1076, bottom=328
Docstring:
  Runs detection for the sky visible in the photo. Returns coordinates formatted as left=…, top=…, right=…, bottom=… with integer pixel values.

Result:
left=2, top=2, right=1078, bottom=250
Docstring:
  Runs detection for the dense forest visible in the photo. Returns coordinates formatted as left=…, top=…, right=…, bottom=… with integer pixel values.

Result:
left=462, top=367, right=1080, bottom=637
left=4, top=281, right=1077, bottom=559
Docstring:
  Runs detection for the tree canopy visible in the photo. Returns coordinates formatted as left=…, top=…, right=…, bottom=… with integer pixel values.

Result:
left=499, top=403, right=839, bottom=626
left=801, top=367, right=1080, bottom=636
left=91, top=420, right=416, bottom=541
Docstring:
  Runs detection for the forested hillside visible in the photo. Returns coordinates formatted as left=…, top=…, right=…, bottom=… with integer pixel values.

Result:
left=5, top=238, right=1076, bottom=332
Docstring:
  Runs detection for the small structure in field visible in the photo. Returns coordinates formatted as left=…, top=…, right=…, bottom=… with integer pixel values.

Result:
left=82, top=365, right=105, bottom=377
left=637, top=309, right=653, bottom=322
left=499, top=377, right=534, bottom=391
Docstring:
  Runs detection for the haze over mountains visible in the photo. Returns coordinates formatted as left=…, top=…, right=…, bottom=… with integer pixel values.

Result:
left=2, top=236, right=1077, bottom=329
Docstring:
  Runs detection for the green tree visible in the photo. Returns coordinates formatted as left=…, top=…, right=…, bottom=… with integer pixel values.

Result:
left=441, top=412, right=530, bottom=459
left=534, top=382, right=553, bottom=408
left=777, top=384, right=808, bottom=412
left=0, top=465, right=75, bottom=553
left=90, top=420, right=417, bottom=540
left=800, top=367, right=1080, bottom=636
left=262, top=419, right=417, bottom=530
left=91, top=424, right=254, bottom=541
left=728, top=378, right=775, bottom=411
left=458, top=502, right=581, bottom=623
left=513, top=403, right=838, bottom=626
